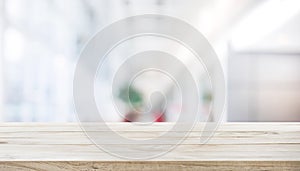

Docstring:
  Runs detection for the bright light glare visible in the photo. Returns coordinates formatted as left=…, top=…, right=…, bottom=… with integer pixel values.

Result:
left=4, top=28, right=25, bottom=62
left=231, top=0, right=300, bottom=50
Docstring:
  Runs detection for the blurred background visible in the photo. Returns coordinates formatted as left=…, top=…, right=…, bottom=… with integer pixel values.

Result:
left=0, top=0, right=299, bottom=122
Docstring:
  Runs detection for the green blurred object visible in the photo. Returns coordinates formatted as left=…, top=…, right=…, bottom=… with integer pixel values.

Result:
left=202, top=91, right=212, bottom=103
left=118, top=85, right=143, bottom=108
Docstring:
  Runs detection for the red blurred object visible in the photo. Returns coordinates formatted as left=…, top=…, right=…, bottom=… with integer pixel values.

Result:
left=154, top=113, right=165, bottom=122
left=122, top=112, right=166, bottom=122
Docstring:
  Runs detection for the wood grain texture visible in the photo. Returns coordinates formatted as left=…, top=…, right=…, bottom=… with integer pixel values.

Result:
left=0, top=123, right=299, bottom=171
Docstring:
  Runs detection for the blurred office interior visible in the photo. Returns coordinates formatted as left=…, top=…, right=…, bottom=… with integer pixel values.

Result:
left=0, top=0, right=299, bottom=122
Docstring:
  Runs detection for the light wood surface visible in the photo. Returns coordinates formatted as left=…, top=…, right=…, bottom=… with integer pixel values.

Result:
left=0, top=123, right=299, bottom=170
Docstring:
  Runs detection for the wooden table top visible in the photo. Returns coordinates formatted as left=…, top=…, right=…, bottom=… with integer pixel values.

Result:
left=0, top=122, right=299, bottom=170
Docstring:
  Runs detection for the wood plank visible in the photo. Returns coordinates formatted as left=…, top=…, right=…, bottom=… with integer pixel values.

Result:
left=1, top=161, right=300, bottom=171
left=0, top=123, right=299, bottom=170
